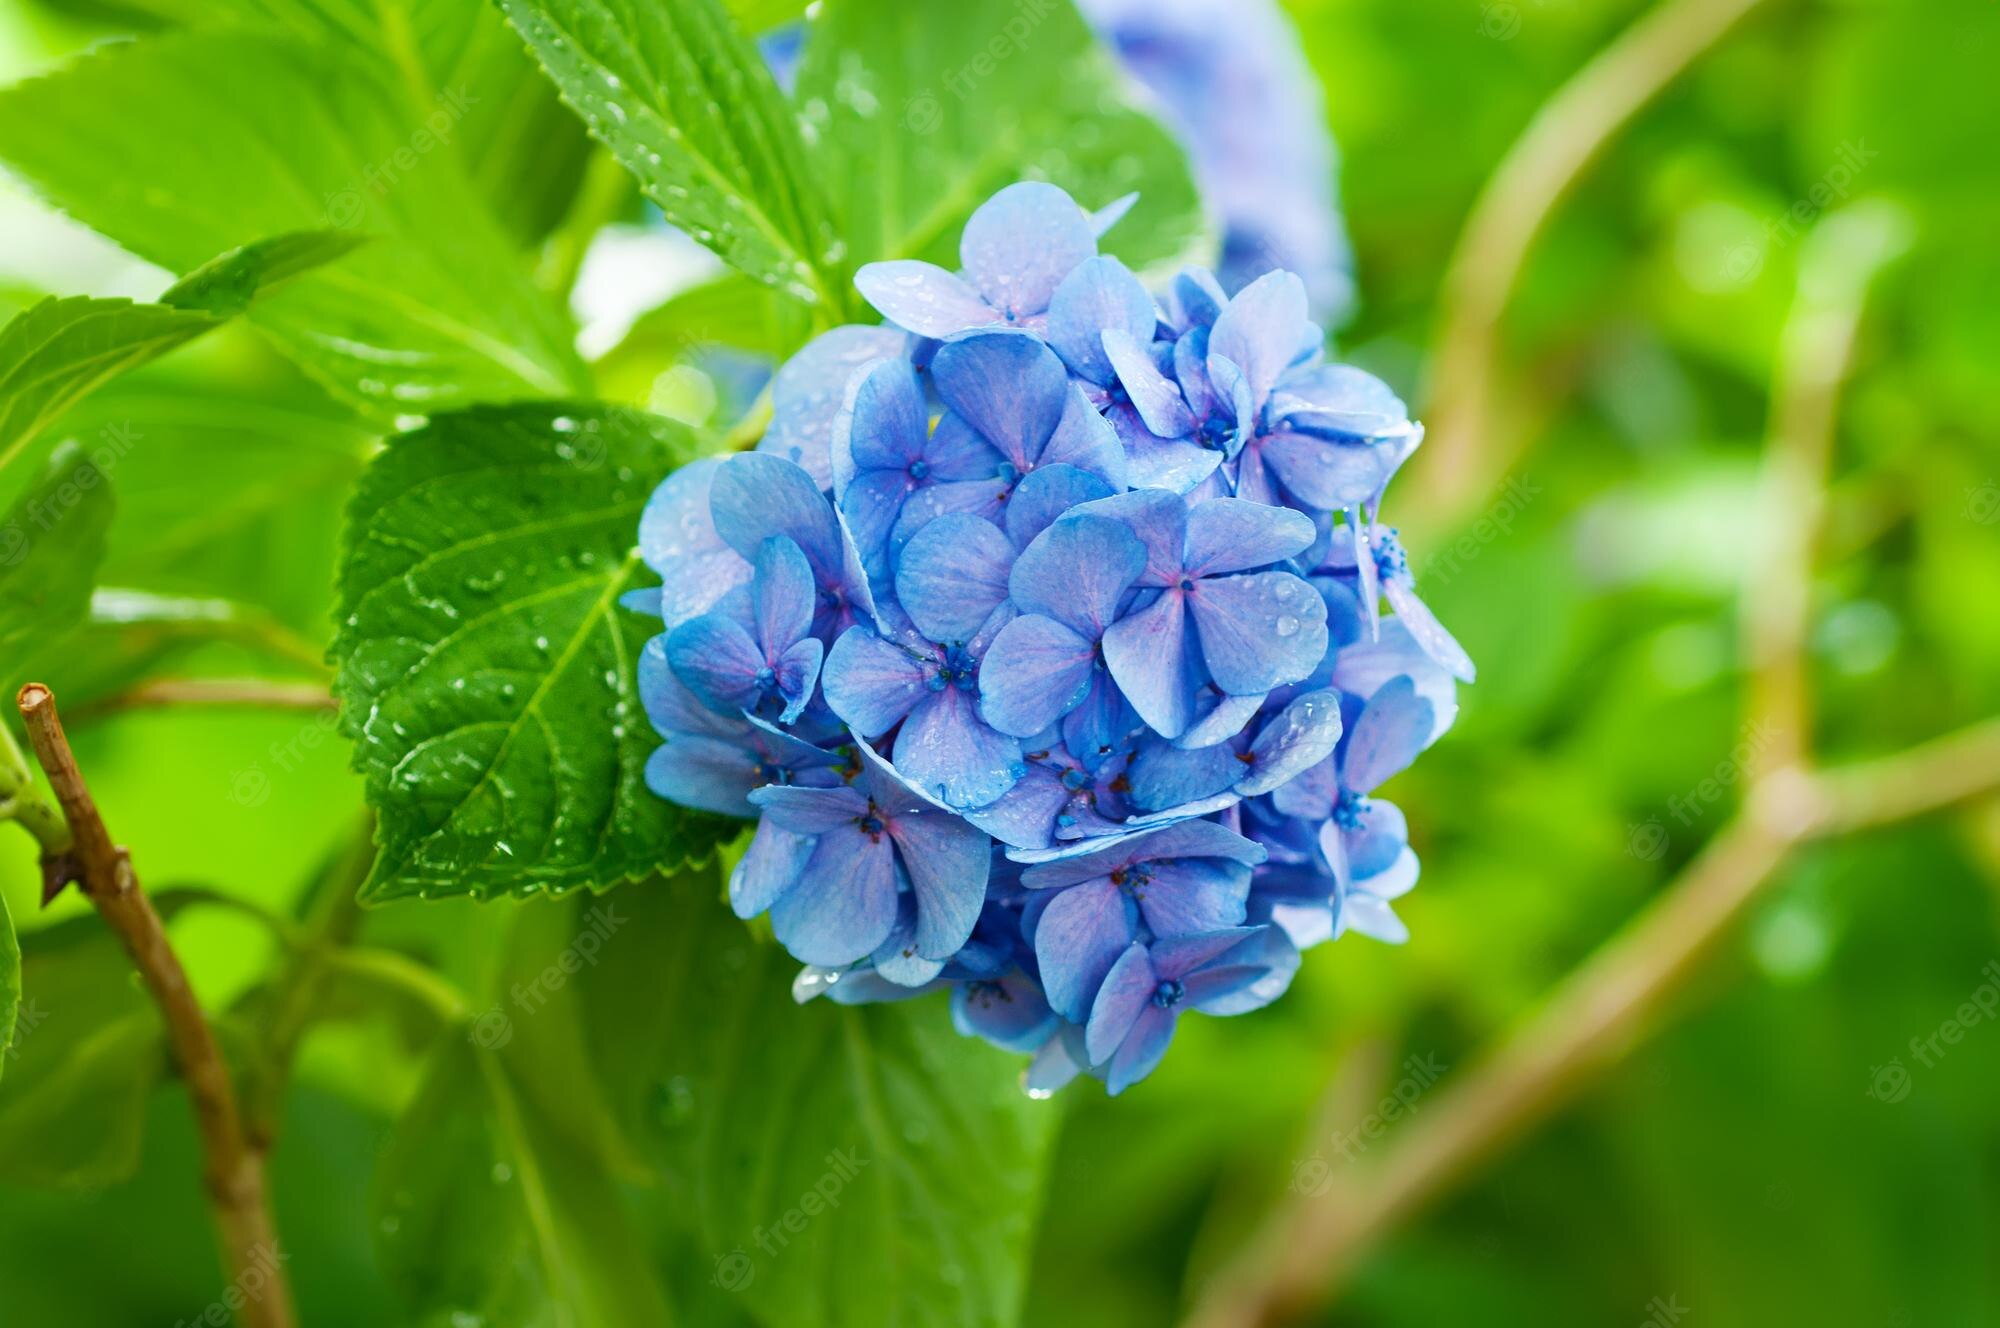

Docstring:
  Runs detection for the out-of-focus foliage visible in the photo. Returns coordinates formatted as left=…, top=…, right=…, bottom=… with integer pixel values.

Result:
left=0, top=0, right=1994, bottom=1325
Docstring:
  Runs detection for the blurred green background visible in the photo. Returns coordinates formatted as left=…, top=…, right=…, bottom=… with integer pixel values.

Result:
left=3, top=0, right=1997, bottom=1324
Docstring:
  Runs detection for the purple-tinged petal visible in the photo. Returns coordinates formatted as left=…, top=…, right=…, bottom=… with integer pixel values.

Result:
left=1073, top=489, right=1187, bottom=585
left=925, top=411, right=1007, bottom=480
left=1186, top=926, right=1301, bottom=1015
left=748, top=782, right=868, bottom=834
left=1208, top=270, right=1312, bottom=408
left=958, top=181, right=1096, bottom=319
left=1037, top=880, right=1139, bottom=1023
left=770, top=827, right=900, bottom=965
left=895, top=513, right=1016, bottom=643
left=1102, top=588, right=1205, bottom=739
left=1175, top=689, right=1265, bottom=750
left=1175, top=326, right=1219, bottom=419
left=1261, top=430, right=1395, bottom=509
left=1103, top=326, right=1195, bottom=439
left=1039, top=382, right=1128, bottom=486
left=1085, top=942, right=1156, bottom=1064
left=638, top=457, right=750, bottom=626
left=1125, top=737, right=1242, bottom=811
left=1003, top=463, right=1115, bottom=550
left=751, top=535, right=815, bottom=652
left=1136, top=857, right=1253, bottom=935
left=765, top=326, right=905, bottom=488
left=730, top=820, right=814, bottom=917
left=1383, top=576, right=1476, bottom=682
left=1189, top=571, right=1327, bottom=695
left=1104, top=1005, right=1176, bottom=1095
left=978, top=614, right=1096, bottom=738
left=822, top=627, right=929, bottom=736
left=838, top=467, right=919, bottom=578
left=1331, top=620, right=1460, bottom=742
left=932, top=330, right=1067, bottom=468
left=890, top=688, right=1021, bottom=810
left=639, top=635, right=739, bottom=738
left=1184, top=498, right=1316, bottom=576
left=771, top=637, right=823, bottom=724
left=1046, top=256, right=1157, bottom=385
left=1151, top=925, right=1266, bottom=980
left=665, top=612, right=767, bottom=715
left=645, top=736, right=762, bottom=815
left=1342, top=676, right=1434, bottom=794
left=1269, top=754, right=1337, bottom=821
left=964, top=764, right=1070, bottom=850
left=1010, top=513, right=1146, bottom=634
left=710, top=453, right=841, bottom=575
left=1172, top=268, right=1228, bottom=331
left=853, top=260, right=998, bottom=337
left=888, top=477, right=1009, bottom=557
left=1237, top=690, right=1344, bottom=797
left=887, top=808, right=991, bottom=958
left=1124, top=430, right=1224, bottom=494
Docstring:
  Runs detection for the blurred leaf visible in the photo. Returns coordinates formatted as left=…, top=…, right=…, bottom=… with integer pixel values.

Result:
left=158, top=229, right=367, bottom=316
left=0, top=31, right=588, bottom=419
left=0, top=908, right=167, bottom=1188
left=572, top=870, right=1058, bottom=1328
left=374, top=1036, right=672, bottom=1327
left=0, top=443, right=115, bottom=662
left=500, top=0, right=848, bottom=313
left=593, top=271, right=803, bottom=406
left=332, top=402, right=731, bottom=903
left=793, top=0, right=1205, bottom=274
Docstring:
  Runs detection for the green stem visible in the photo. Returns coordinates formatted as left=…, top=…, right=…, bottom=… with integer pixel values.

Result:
left=0, top=721, right=72, bottom=856
left=538, top=148, right=635, bottom=305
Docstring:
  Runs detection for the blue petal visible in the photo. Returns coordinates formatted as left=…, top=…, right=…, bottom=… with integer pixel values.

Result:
left=872, top=893, right=948, bottom=986
left=821, top=626, right=929, bottom=736
left=1238, top=689, right=1344, bottom=797
left=1261, top=429, right=1393, bottom=509
left=887, top=806, right=991, bottom=958
left=1040, top=381, right=1128, bottom=486
left=1135, top=857, right=1253, bottom=935
left=1175, top=689, right=1265, bottom=749
left=958, top=181, right=1096, bottom=319
left=853, top=260, right=998, bottom=337
left=952, top=975, right=1060, bottom=1053
left=748, top=782, right=869, bottom=834
left=1341, top=675, right=1434, bottom=794
left=1072, top=489, right=1187, bottom=585
left=890, top=687, right=1022, bottom=810
left=1331, top=620, right=1460, bottom=741
left=964, top=764, right=1071, bottom=850
left=1383, top=575, right=1476, bottom=683
left=1035, top=879, right=1139, bottom=1024
left=978, top=614, right=1096, bottom=738
left=730, top=819, right=814, bottom=917
left=770, top=826, right=900, bottom=966
left=1089, top=192, right=1139, bottom=238
left=1103, top=326, right=1195, bottom=439
left=645, top=735, right=764, bottom=815
left=1188, top=571, right=1328, bottom=695
left=771, top=636, right=823, bottom=724
left=709, top=453, right=841, bottom=576
left=838, top=467, right=918, bottom=581
left=750, top=535, right=815, bottom=654
left=832, top=355, right=928, bottom=490
left=1084, top=941, right=1156, bottom=1065
left=894, top=513, right=1016, bottom=643
left=764, top=325, right=905, bottom=488
left=1101, top=588, right=1205, bottom=739
left=1151, top=925, right=1266, bottom=980
left=1184, top=498, right=1316, bottom=575
left=665, top=612, right=766, bottom=715
left=1045, top=256, right=1158, bottom=385
left=1002, top=463, right=1115, bottom=550
left=1125, top=736, right=1241, bottom=810
left=1104, top=1004, right=1177, bottom=1095
left=1208, top=270, right=1312, bottom=408
left=1010, top=513, right=1146, bottom=635
left=1186, top=926, right=1302, bottom=1015
left=930, top=330, right=1068, bottom=468
left=638, top=635, right=740, bottom=737
left=638, top=457, right=750, bottom=626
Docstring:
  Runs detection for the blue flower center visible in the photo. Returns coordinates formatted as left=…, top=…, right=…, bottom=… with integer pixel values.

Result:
left=1198, top=414, right=1234, bottom=449
left=965, top=979, right=1011, bottom=1009
left=908, top=459, right=930, bottom=480
left=929, top=644, right=980, bottom=692
left=753, top=665, right=776, bottom=691
left=1178, top=577, right=1196, bottom=592
left=1151, top=979, right=1185, bottom=1008
left=994, top=461, right=1019, bottom=485
left=1333, top=786, right=1369, bottom=832
left=1372, top=528, right=1408, bottom=581
left=752, top=760, right=788, bottom=785
left=1110, top=863, right=1153, bottom=896
left=1059, top=767, right=1090, bottom=791
left=857, top=807, right=886, bottom=839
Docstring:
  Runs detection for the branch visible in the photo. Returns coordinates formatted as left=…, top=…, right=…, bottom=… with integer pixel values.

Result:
left=73, top=677, right=336, bottom=722
left=15, top=683, right=296, bottom=1328
left=1414, top=0, right=1770, bottom=522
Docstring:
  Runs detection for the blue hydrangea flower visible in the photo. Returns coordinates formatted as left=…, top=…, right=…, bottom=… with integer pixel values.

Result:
left=631, top=183, right=1468, bottom=1096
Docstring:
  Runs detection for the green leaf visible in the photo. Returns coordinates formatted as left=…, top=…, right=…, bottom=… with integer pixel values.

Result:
left=593, top=271, right=808, bottom=406
left=794, top=0, right=1206, bottom=274
left=0, top=31, right=588, bottom=420
left=0, top=909, right=166, bottom=1188
left=374, top=1037, right=672, bottom=1328
left=499, top=0, right=848, bottom=313
left=332, top=402, right=733, bottom=903
left=0, top=230, right=360, bottom=475
left=573, top=872, right=1060, bottom=1328
left=0, top=893, right=17, bottom=1086
left=0, top=442, right=116, bottom=663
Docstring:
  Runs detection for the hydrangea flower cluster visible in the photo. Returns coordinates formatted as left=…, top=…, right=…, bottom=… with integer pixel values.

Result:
left=630, top=183, right=1471, bottom=1096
